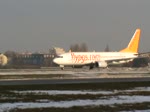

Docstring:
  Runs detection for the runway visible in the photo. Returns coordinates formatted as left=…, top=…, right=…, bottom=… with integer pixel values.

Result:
left=0, top=67, right=150, bottom=85
left=1, top=77, right=150, bottom=85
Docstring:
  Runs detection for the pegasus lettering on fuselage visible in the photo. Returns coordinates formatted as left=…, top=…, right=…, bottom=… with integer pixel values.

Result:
left=71, top=53, right=101, bottom=63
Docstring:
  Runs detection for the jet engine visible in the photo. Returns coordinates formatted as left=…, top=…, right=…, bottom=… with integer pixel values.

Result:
left=95, top=61, right=107, bottom=68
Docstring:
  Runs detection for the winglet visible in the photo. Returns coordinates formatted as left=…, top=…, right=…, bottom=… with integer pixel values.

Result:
left=120, top=29, right=141, bottom=53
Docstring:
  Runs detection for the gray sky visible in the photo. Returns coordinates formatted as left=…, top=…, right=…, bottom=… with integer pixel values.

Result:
left=0, top=0, right=150, bottom=53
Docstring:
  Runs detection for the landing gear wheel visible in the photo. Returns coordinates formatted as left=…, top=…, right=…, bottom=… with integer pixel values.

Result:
left=61, top=67, right=64, bottom=70
left=89, top=63, right=94, bottom=70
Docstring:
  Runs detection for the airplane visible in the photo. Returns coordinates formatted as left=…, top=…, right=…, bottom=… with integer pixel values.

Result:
left=53, top=29, right=141, bottom=70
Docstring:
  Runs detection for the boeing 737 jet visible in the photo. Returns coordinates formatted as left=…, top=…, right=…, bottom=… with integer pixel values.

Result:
left=53, top=29, right=141, bottom=70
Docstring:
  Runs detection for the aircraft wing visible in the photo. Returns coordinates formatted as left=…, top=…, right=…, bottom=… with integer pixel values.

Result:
left=106, top=56, right=148, bottom=65
left=105, top=57, right=137, bottom=65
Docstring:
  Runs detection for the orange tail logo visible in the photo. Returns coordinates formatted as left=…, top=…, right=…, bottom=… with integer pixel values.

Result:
left=120, top=29, right=141, bottom=53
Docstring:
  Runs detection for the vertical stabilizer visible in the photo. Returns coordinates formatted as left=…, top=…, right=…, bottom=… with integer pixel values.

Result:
left=120, top=29, right=141, bottom=53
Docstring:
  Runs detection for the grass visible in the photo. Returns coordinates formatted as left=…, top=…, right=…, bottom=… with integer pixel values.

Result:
left=0, top=81, right=150, bottom=91
left=1, top=90, right=150, bottom=103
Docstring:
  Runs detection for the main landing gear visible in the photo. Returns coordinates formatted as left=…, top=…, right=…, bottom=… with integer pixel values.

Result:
left=60, top=65, right=64, bottom=70
left=61, top=67, right=64, bottom=70
left=89, top=63, right=95, bottom=70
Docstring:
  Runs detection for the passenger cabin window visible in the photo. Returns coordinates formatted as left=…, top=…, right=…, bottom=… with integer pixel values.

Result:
left=57, top=56, right=63, bottom=58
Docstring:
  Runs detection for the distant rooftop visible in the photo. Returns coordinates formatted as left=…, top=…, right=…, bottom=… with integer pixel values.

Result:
left=49, top=47, right=66, bottom=55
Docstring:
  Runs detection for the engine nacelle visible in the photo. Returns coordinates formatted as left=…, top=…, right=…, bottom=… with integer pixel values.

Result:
left=95, top=61, right=108, bottom=68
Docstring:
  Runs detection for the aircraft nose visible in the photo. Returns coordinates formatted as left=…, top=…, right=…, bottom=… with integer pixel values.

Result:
left=53, top=58, right=58, bottom=64
left=53, top=58, right=57, bottom=63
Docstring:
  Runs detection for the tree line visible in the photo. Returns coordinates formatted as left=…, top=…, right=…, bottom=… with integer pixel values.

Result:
left=70, top=43, right=88, bottom=52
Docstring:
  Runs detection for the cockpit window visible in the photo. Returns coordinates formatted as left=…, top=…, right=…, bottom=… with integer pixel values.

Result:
left=56, top=56, right=63, bottom=58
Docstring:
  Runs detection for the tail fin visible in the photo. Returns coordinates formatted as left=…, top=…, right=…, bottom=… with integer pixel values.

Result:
left=120, top=29, right=141, bottom=53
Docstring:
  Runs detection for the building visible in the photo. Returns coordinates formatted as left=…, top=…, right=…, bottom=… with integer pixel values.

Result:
left=49, top=47, right=65, bottom=56
left=11, top=47, right=66, bottom=68
left=14, top=53, right=44, bottom=68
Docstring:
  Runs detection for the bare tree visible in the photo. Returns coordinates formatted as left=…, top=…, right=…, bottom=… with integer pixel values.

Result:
left=74, top=44, right=80, bottom=52
left=104, top=44, right=110, bottom=52
left=80, top=43, right=88, bottom=52
left=70, top=43, right=88, bottom=52
left=4, top=51, right=18, bottom=58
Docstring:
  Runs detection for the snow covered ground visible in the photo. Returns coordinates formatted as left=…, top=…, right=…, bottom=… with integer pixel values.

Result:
left=12, top=87, right=150, bottom=95
left=0, top=95, right=150, bottom=112
left=0, top=67, right=150, bottom=79
left=0, top=87, right=150, bottom=112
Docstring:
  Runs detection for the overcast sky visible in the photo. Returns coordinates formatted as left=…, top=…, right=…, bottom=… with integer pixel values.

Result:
left=0, top=0, right=150, bottom=53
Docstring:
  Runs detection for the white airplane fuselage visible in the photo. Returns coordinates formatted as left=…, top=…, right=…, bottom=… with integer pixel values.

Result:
left=53, top=29, right=141, bottom=69
left=53, top=52, right=137, bottom=66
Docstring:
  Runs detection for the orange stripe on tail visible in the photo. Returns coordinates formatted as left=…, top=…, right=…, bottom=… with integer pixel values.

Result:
left=120, top=29, right=141, bottom=53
